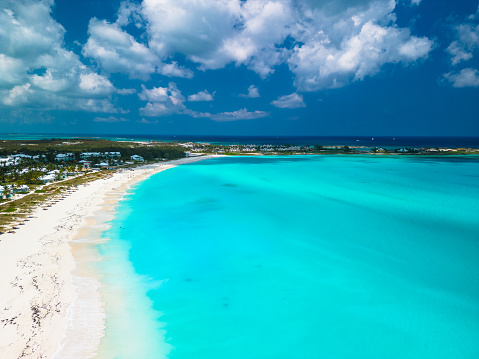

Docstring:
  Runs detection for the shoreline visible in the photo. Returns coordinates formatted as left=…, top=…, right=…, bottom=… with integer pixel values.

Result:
left=0, top=155, right=215, bottom=359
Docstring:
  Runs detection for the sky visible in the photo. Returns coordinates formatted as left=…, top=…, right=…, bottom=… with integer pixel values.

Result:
left=0, top=0, right=478, bottom=136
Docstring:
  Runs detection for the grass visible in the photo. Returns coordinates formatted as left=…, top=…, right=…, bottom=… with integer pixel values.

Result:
left=0, top=170, right=112, bottom=233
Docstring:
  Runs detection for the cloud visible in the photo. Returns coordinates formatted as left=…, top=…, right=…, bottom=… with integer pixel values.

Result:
left=0, top=0, right=439, bottom=118
left=138, top=84, right=172, bottom=102
left=76, top=99, right=129, bottom=114
left=444, top=8, right=479, bottom=88
left=445, top=68, right=479, bottom=88
left=137, top=118, right=158, bottom=124
left=79, top=73, right=115, bottom=96
left=410, top=0, right=421, bottom=6
left=0, top=0, right=123, bottom=114
left=239, top=85, right=260, bottom=98
left=288, top=0, right=433, bottom=91
left=0, top=55, right=24, bottom=88
left=81, top=0, right=433, bottom=92
left=445, top=5, right=479, bottom=71
left=93, top=116, right=129, bottom=122
left=140, top=0, right=294, bottom=77
left=447, top=24, right=479, bottom=66
left=188, top=90, right=214, bottom=102
left=1, top=84, right=33, bottom=106
left=82, top=18, right=159, bottom=80
left=211, top=108, right=269, bottom=122
left=271, top=93, right=306, bottom=109
left=116, top=88, right=136, bottom=95
left=139, top=82, right=210, bottom=117
left=136, top=0, right=433, bottom=87
left=158, top=62, right=194, bottom=79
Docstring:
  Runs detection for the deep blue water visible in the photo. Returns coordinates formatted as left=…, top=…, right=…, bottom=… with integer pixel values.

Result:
left=97, top=155, right=479, bottom=358
left=1, top=133, right=478, bottom=148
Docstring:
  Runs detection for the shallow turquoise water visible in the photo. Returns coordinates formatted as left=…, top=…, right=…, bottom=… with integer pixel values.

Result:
left=98, top=156, right=479, bottom=358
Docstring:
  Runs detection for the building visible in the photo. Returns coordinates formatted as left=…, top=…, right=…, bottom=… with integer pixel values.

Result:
left=39, top=174, right=56, bottom=183
left=105, top=152, right=121, bottom=158
left=78, top=160, right=92, bottom=168
left=80, top=152, right=102, bottom=159
left=55, top=153, right=74, bottom=161
left=130, top=155, right=144, bottom=162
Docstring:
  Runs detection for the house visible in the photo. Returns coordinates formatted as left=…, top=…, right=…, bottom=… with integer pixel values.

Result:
left=39, top=174, right=56, bottom=183
left=55, top=153, right=74, bottom=161
left=0, top=157, right=13, bottom=166
left=78, top=160, right=92, bottom=168
left=105, top=152, right=121, bottom=158
left=81, top=152, right=102, bottom=159
left=130, top=155, right=144, bottom=162
left=12, top=154, right=32, bottom=160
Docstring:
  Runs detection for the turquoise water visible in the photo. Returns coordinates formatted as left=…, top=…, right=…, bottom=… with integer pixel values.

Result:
left=97, top=155, right=479, bottom=358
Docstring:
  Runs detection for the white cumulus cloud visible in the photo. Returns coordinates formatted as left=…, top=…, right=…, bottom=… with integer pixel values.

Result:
left=239, top=85, right=260, bottom=98
left=0, top=0, right=124, bottom=114
left=445, top=68, right=479, bottom=88
left=81, top=0, right=434, bottom=92
left=211, top=108, right=269, bottom=122
left=288, top=0, right=433, bottom=91
left=444, top=8, right=479, bottom=89
left=139, top=82, right=210, bottom=118
left=271, top=93, right=306, bottom=109
left=82, top=18, right=158, bottom=80
left=93, top=116, right=129, bottom=123
left=447, top=24, right=479, bottom=66
left=188, top=90, right=214, bottom=102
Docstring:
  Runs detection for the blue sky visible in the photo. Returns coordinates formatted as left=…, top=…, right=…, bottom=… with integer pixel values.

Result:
left=0, top=0, right=478, bottom=136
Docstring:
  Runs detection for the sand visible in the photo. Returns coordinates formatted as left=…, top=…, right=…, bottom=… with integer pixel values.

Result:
left=0, top=156, right=215, bottom=359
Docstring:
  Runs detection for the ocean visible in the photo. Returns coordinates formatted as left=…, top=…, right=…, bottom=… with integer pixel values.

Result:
left=95, top=155, right=479, bottom=358
left=1, top=133, right=479, bottom=149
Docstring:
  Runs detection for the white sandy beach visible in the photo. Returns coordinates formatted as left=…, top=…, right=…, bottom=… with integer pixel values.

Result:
left=0, top=156, right=214, bottom=359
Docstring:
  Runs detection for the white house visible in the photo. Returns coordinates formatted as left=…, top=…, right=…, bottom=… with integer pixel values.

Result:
left=39, top=174, right=56, bottom=183
left=55, top=153, right=74, bottom=161
left=130, top=155, right=144, bottom=162
left=81, top=152, right=102, bottom=159
left=12, top=154, right=32, bottom=160
left=0, top=157, right=12, bottom=166
left=105, top=152, right=121, bottom=158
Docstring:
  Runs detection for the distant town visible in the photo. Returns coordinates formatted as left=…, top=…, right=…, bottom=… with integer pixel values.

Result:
left=1, top=138, right=477, bottom=203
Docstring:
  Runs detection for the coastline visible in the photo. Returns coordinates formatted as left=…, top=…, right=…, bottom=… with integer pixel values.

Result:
left=0, top=155, right=215, bottom=359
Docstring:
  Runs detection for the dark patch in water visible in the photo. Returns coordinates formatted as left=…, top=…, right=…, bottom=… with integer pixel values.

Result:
left=405, top=156, right=479, bottom=164
left=188, top=197, right=219, bottom=211
left=222, top=183, right=238, bottom=187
